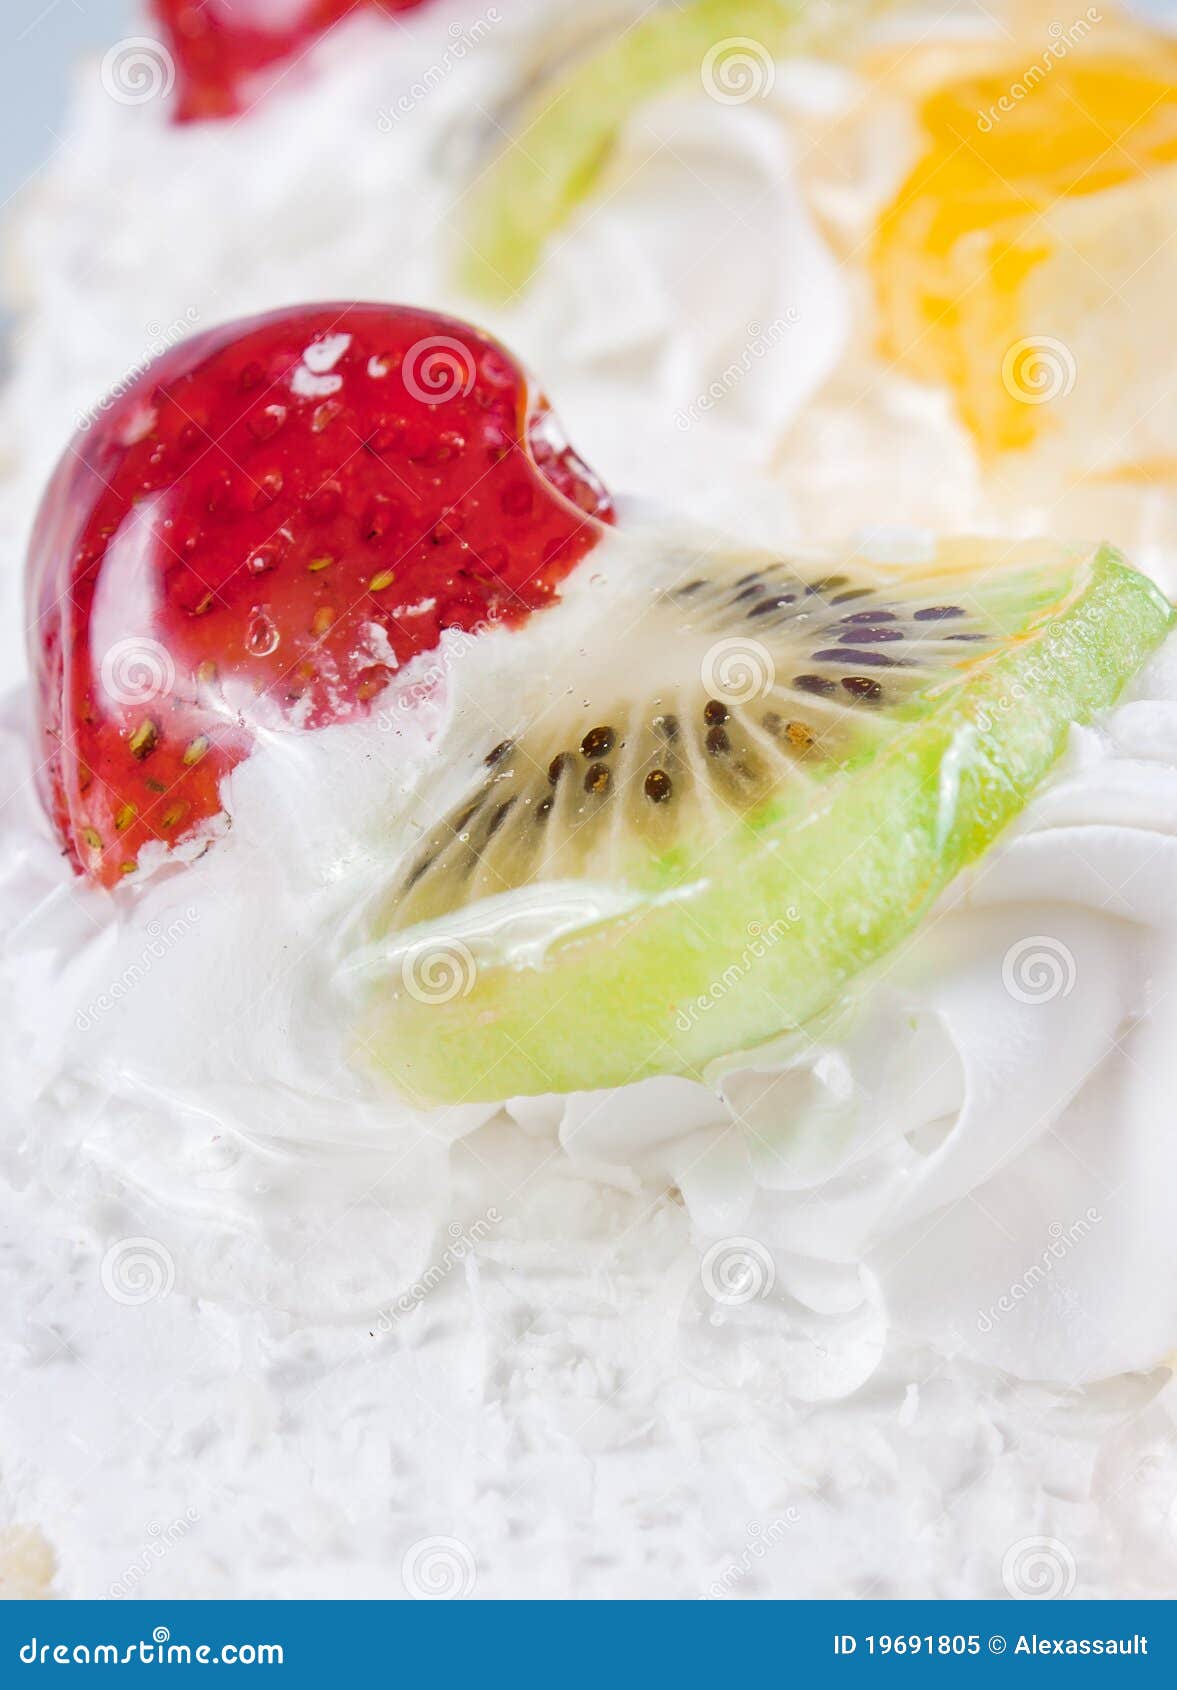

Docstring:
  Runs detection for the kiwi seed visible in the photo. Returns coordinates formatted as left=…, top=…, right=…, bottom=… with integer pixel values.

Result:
left=486, top=800, right=515, bottom=837
left=581, top=725, right=615, bottom=758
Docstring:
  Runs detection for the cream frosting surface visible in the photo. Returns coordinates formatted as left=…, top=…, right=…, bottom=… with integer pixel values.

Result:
left=4, top=0, right=1177, bottom=1600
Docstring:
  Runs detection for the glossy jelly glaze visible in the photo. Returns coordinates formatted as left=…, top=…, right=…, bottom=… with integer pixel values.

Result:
left=26, top=302, right=611, bottom=885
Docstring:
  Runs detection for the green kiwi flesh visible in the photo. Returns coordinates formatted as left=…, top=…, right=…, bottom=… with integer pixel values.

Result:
left=360, top=540, right=1173, bottom=1102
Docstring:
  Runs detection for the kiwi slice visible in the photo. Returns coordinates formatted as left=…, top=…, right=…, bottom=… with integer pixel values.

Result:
left=459, top=0, right=805, bottom=301
left=357, top=538, right=1172, bottom=1103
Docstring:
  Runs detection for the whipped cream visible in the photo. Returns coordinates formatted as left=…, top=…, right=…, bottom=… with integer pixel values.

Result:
left=4, top=0, right=1177, bottom=1600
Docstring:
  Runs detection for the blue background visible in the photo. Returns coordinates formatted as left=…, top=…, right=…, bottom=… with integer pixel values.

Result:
left=0, top=1600, right=1170, bottom=1680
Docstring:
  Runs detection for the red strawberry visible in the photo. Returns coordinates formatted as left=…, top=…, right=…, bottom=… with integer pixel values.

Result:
left=27, top=302, right=612, bottom=887
left=152, top=0, right=430, bottom=122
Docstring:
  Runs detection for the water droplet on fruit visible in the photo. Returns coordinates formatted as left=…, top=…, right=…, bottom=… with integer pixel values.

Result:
left=427, top=431, right=466, bottom=464
left=205, top=470, right=239, bottom=515
left=252, top=469, right=283, bottom=509
left=246, top=611, right=279, bottom=657
left=246, top=541, right=281, bottom=575
left=479, top=353, right=514, bottom=390
left=247, top=404, right=286, bottom=441
left=361, top=496, right=399, bottom=543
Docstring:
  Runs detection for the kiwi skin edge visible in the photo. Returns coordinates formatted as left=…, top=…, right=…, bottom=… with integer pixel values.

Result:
left=460, top=0, right=805, bottom=301
left=365, top=546, right=1174, bottom=1104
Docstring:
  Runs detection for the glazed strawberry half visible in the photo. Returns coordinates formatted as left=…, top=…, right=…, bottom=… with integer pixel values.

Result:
left=153, top=0, right=430, bottom=123
left=27, top=302, right=613, bottom=887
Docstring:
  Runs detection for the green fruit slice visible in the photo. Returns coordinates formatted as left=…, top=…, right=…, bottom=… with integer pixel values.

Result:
left=355, top=538, right=1173, bottom=1103
left=459, top=0, right=805, bottom=301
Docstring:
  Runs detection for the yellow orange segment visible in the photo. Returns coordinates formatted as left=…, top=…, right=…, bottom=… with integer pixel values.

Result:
left=872, top=33, right=1177, bottom=459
